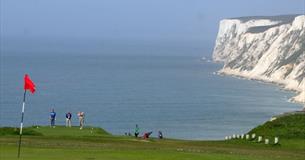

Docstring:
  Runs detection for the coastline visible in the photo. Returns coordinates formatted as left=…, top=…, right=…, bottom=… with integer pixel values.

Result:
left=217, top=67, right=305, bottom=107
left=212, top=15, right=305, bottom=108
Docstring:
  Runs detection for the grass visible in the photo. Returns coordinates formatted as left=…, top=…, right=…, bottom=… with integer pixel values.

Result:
left=0, top=127, right=42, bottom=136
left=1, top=114, right=305, bottom=160
left=248, top=114, right=305, bottom=139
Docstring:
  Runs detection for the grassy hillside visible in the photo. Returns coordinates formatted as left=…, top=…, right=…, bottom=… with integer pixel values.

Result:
left=1, top=114, right=304, bottom=160
left=248, top=113, right=305, bottom=139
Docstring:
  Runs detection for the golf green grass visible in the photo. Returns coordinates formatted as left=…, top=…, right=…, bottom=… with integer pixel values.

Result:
left=1, top=114, right=305, bottom=160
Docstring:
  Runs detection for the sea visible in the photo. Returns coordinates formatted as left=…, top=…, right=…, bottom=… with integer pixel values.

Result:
left=0, top=40, right=302, bottom=140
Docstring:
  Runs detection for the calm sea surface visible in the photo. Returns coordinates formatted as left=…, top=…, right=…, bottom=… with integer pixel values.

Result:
left=0, top=47, right=302, bottom=140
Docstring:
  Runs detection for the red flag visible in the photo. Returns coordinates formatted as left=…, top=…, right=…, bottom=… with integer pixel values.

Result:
left=24, top=74, right=36, bottom=93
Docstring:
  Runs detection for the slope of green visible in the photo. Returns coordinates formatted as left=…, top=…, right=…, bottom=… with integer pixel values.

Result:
left=248, top=113, right=305, bottom=139
left=32, top=126, right=110, bottom=137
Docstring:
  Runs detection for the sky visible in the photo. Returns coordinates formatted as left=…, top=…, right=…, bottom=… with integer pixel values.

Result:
left=1, top=0, right=304, bottom=55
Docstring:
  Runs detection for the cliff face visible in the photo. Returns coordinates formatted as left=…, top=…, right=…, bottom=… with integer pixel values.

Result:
left=213, top=15, right=305, bottom=104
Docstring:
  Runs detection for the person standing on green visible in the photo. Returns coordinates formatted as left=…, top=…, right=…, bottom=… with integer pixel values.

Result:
left=77, top=111, right=85, bottom=129
left=49, top=109, right=56, bottom=128
left=134, top=124, right=140, bottom=138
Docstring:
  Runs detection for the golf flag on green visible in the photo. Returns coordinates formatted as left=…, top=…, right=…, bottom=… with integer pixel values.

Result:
left=18, top=74, right=36, bottom=158
left=24, top=74, right=36, bottom=93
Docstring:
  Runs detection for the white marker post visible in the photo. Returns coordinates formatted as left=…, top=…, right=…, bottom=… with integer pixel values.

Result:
left=274, top=137, right=279, bottom=145
left=241, top=134, right=244, bottom=139
left=246, top=134, right=250, bottom=140
left=258, top=136, right=262, bottom=143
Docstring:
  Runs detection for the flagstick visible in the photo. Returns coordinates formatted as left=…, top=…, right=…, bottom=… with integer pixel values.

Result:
left=17, top=90, right=26, bottom=158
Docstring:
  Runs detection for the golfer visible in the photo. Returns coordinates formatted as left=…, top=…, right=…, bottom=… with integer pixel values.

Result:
left=78, top=111, right=85, bottom=129
left=49, top=109, right=56, bottom=128
left=65, top=112, right=72, bottom=127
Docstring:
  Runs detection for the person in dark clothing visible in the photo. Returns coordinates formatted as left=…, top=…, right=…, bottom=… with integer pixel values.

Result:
left=158, top=131, right=163, bottom=139
left=134, top=124, right=140, bottom=138
left=65, top=112, right=72, bottom=127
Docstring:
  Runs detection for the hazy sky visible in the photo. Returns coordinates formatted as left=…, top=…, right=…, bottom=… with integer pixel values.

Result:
left=1, top=0, right=304, bottom=54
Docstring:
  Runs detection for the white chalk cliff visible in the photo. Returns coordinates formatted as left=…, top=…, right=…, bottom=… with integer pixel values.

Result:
left=213, top=15, right=305, bottom=104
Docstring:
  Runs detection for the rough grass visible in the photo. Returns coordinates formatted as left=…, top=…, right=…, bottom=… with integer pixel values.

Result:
left=0, top=127, right=42, bottom=136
